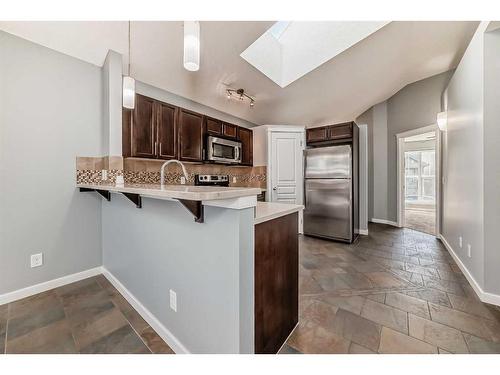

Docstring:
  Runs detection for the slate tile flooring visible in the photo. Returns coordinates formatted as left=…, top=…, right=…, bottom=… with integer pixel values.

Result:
left=281, top=223, right=500, bottom=354
left=2, top=223, right=500, bottom=354
left=0, top=275, right=174, bottom=354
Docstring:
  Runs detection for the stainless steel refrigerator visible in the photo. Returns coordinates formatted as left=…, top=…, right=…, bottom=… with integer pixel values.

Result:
left=303, top=144, right=359, bottom=243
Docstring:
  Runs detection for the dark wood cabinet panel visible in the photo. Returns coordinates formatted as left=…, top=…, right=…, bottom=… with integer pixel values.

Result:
left=238, top=127, right=253, bottom=166
left=306, top=126, right=328, bottom=144
left=122, top=108, right=132, bottom=157
left=157, top=102, right=177, bottom=159
left=222, top=122, right=238, bottom=138
left=205, top=117, right=223, bottom=135
left=178, top=109, right=204, bottom=162
left=329, top=122, right=353, bottom=140
left=255, top=212, right=298, bottom=354
left=131, top=94, right=157, bottom=158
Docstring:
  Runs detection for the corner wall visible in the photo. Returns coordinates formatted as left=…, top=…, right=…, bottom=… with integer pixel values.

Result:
left=356, top=70, right=453, bottom=224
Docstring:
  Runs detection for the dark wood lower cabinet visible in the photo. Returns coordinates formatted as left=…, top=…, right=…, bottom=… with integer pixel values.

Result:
left=254, top=212, right=298, bottom=354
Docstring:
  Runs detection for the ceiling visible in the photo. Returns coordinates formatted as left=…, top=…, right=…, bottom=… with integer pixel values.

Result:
left=0, top=21, right=479, bottom=127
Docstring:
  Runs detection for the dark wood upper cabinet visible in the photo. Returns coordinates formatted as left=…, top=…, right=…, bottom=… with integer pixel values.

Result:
left=178, top=109, right=204, bottom=162
left=157, top=102, right=178, bottom=159
left=306, top=122, right=354, bottom=145
left=222, top=122, right=238, bottom=138
left=205, top=117, right=223, bottom=136
left=329, top=122, right=353, bottom=140
left=306, top=126, right=328, bottom=144
left=124, top=94, right=255, bottom=165
left=131, top=94, right=157, bottom=158
left=238, top=127, right=253, bottom=166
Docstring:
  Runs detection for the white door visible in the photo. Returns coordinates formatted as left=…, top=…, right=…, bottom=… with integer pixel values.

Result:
left=270, top=132, right=303, bottom=204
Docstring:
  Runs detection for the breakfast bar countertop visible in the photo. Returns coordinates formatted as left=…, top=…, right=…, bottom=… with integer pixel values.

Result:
left=76, top=182, right=262, bottom=201
left=254, top=202, right=303, bottom=225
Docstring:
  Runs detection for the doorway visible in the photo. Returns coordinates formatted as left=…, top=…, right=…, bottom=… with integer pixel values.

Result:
left=397, top=126, right=440, bottom=236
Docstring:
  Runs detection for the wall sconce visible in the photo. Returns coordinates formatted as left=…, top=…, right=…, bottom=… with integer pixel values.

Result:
left=437, top=111, right=447, bottom=132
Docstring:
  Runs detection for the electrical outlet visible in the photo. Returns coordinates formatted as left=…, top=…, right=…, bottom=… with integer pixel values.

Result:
left=180, top=177, right=186, bottom=185
left=467, top=244, right=472, bottom=258
left=232, top=176, right=237, bottom=183
left=459, top=236, right=463, bottom=248
left=101, top=169, right=108, bottom=180
left=31, top=253, right=43, bottom=268
left=169, top=289, right=177, bottom=312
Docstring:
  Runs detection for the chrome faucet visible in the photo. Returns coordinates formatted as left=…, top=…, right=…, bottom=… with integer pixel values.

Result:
left=160, top=160, right=189, bottom=186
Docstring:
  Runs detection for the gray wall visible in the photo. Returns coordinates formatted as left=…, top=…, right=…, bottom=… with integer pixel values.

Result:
left=372, top=102, right=389, bottom=221
left=0, top=31, right=103, bottom=294
left=102, top=195, right=254, bottom=353
left=386, top=70, right=453, bottom=222
left=357, top=70, right=453, bottom=223
left=483, top=28, right=500, bottom=295
left=102, top=50, right=122, bottom=156
left=442, top=22, right=486, bottom=289
left=356, top=108, right=374, bottom=221
left=136, top=81, right=258, bottom=129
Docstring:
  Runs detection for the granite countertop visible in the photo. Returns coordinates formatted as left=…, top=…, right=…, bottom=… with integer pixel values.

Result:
left=254, top=202, right=303, bottom=225
left=77, top=182, right=261, bottom=201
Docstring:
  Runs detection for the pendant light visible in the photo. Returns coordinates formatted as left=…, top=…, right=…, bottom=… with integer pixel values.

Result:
left=123, top=20, right=136, bottom=109
left=184, top=21, right=200, bottom=71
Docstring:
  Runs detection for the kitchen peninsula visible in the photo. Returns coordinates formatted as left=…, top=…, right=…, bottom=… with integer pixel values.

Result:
left=77, top=181, right=302, bottom=354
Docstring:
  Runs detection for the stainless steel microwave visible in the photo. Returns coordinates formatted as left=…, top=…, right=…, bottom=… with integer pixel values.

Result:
left=206, top=136, right=242, bottom=164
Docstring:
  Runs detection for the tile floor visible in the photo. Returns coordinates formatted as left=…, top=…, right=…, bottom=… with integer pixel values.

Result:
left=2, top=223, right=500, bottom=354
left=0, top=275, right=174, bottom=354
left=281, top=223, right=500, bottom=354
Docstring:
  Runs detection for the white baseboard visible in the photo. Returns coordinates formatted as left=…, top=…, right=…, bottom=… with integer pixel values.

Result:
left=0, top=267, right=102, bottom=305
left=358, top=229, right=369, bottom=236
left=440, top=236, right=500, bottom=306
left=370, top=218, right=399, bottom=227
left=101, top=267, right=189, bottom=354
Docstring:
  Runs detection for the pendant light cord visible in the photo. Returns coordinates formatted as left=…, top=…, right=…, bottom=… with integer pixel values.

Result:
left=128, top=20, right=131, bottom=76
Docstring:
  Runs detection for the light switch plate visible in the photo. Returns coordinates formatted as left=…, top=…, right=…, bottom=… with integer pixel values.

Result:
left=467, top=244, right=472, bottom=258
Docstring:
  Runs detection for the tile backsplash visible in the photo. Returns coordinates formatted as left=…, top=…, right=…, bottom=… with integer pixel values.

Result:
left=76, top=156, right=266, bottom=188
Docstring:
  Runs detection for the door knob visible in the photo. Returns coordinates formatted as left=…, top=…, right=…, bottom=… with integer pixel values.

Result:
left=273, top=187, right=277, bottom=191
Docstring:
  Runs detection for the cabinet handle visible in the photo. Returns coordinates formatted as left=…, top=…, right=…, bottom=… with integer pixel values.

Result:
left=154, top=141, right=157, bottom=155
left=159, top=142, right=162, bottom=156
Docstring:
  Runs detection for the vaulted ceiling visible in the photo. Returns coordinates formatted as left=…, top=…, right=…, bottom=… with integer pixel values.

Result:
left=0, top=21, right=478, bottom=126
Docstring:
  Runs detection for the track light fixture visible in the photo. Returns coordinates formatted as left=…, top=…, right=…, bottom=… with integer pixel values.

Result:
left=225, top=88, right=255, bottom=108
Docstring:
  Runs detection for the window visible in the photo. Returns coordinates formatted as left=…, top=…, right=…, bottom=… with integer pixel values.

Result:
left=404, top=150, right=435, bottom=203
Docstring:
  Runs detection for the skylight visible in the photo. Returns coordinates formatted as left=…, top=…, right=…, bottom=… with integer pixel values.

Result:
left=268, top=21, right=290, bottom=40
left=241, top=21, right=390, bottom=88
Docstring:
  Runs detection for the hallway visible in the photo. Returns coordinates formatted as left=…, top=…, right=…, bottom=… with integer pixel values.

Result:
left=282, top=224, right=500, bottom=354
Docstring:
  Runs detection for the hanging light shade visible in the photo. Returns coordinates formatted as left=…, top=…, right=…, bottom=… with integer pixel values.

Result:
left=123, top=76, right=135, bottom=109
left=184, top=21, right=200, bottom=71
left=123, top=21, right=135, bottom=109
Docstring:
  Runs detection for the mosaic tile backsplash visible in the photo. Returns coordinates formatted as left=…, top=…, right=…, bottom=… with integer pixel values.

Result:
left=76, top=156, right=266, bottom=188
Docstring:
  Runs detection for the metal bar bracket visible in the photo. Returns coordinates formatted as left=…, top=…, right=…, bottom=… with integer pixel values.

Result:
left=122, top=192, right=142, bottom=208
left=178, top=199, right=204, bottom=223
left=79, top=187, right=111, bottom=201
